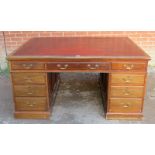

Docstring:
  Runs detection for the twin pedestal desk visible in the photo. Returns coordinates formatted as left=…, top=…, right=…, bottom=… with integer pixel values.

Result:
left=7, top=37, right=151, bottom=120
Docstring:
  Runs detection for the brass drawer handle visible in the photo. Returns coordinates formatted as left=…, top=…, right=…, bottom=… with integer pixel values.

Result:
left=123, top=64, right=134, bottom=70
left=123, top=104, right=129, bottom=108
left=124, top=92, right=130, bottom=96
left=57, top=64, right=68, bottom=70
left=123, top=88, right=131, bottom=96
left=26, top=101, right=36, bottom=107
left=122, top=76, right=132, bottom=83
left=87, top=64, right=99, bottom=70
left=27, top=92, right=33, bottom=95
left=24, top=77, right=32, bottom=83
left=22, top=64, right=33, bottom=69
left=26, top=79, right=32, bottom=83
left=27, top=86, right=33, bottom=95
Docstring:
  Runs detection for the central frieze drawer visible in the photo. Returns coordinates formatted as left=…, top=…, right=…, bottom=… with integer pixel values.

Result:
left=46, top=62, right=110, bottom=70
left=12, top=73, right=46, bottom=84
left=109, top=98, right=143, bottom=113
left=111, top=74, right=145, bottom=85
left=110, top=86, right=144, bottom=98
left=14, top=85, right=46, bottom=97
left=15, top=97, right=48, bottom=111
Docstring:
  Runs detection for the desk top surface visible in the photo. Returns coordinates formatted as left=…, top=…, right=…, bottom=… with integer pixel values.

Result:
left=8, top=37, right=150, bottom=60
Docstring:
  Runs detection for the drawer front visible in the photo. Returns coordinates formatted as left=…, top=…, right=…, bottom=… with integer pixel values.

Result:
left=108, top=98, right=143, bottom=113
left=12, top=73, right=46, bottom=84
left=14, top=85, right=46, bottom=97
left=15, top=97, right=48, bottom=111
left=46, top=62, right=110, bottom=71
left=111, top=74, right=145, bottom=85
left=11, top=61, right=45, bottom=70
left=112, top=62, right=146, bottom=71
left=110, top=86, right=144, bottom=98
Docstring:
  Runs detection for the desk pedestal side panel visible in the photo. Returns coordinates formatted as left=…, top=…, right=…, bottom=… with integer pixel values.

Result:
left=11, top=71, right=59, bottom=119
left=106, top=72, right=147, bottom=120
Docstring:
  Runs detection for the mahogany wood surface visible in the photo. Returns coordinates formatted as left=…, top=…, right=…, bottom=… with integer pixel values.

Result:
left=110, top=86, right=144, bottom=98
left=109, top=98, right=143, bottom=113
left=12, top=73, right=46, bottom=84
left=110, top=73, right=145, bottom=86
left=15, top=97, right=48, bottom=111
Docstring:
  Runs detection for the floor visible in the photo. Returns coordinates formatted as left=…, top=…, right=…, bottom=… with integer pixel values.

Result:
left=0, top=70, right=155, bottom=124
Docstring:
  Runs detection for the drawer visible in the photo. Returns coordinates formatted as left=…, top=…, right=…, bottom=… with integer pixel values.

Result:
left=12, top=73, right=46, bottom=84
left=108, top=98, right=143, bottom=113
left=110, top=86, right=144, bottom=98
left=111, top=74, right=145, bottom=85
left=14, top=85, right=46, bottom=97
left=11, top=61, right=45, bottom=70
left=112, top=62, right=146, bottom=71
left=15, top=97, right=48, bottom=111
left=46, top=62, right=110, bottom=71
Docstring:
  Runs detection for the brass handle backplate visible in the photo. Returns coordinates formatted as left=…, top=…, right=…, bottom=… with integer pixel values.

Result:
left=57, top=64, right=68, bottom=70
left=24, top=77, right=32, bottom=82
left=123, top=88, right=131, bottom=96
left=26, top=86, right=33, bottom=95
left=26, top=101, right=36, bottom=107
left=87, top=64, right=99, bottom=70
left=27, top=92, right=33, bottom=95
left=22, top=64, right=33, bottom=69
left=122, top=76, right=132, bottom=83
left=123, top=104, right=129, bottom=108
left=123, top=64, right=134, bottom=70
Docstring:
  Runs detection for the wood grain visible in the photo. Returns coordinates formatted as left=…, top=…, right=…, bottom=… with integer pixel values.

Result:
left=112, top=62, right=147, bottom=71
left=15, top=97, right=48, bottom=111
left=111, top=73, right=145, bottom=86
left=11, top=61, right=45, bottom=70
left=12, top=73, right=46, bottom=84
left=108, top=98, right=143, bottom=113
left=14, top=85, right=47, bottom=97
left=110, top=86, right=144, bottom=98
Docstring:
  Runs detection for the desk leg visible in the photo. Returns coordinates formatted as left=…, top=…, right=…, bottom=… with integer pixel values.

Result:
left=99, top=73, right=108, bottom=115
left=48, top=73, right=60, bottom=107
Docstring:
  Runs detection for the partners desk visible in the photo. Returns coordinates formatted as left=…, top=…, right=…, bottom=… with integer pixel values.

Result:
left=7, top=37, right=151, bottom=120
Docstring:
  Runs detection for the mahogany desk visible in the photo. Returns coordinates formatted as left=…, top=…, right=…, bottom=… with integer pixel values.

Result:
left=7, top=37, right=151, bottom=120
